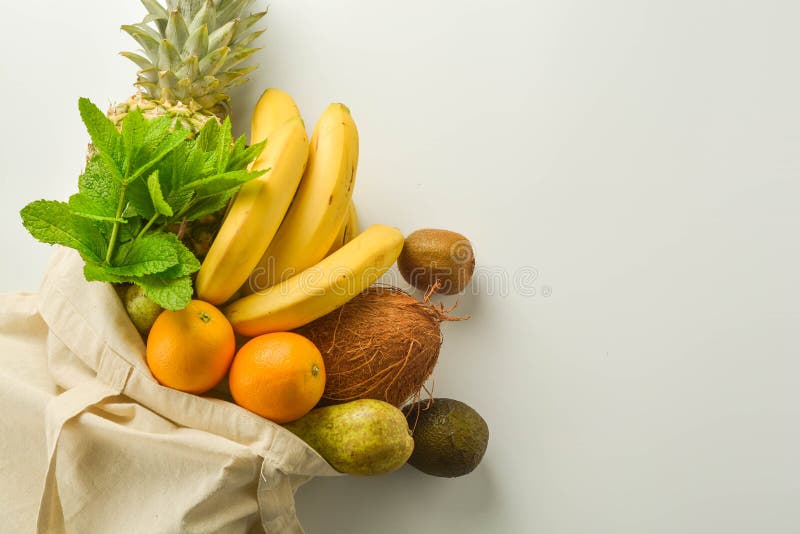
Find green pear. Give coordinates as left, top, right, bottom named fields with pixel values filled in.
left=123, top=284, right=163, bottom=337
left=283, top=399, right=414, bottom=476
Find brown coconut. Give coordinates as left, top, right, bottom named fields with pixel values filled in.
left=295, top=286, right=446, bottom=407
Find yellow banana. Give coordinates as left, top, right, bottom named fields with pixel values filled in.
left=325, top=200, right=360, bottom=256
left=195, top=116, right=309, bottom=304
left=250, top=88, right=302, bottom=143
left=344, top=200, right=360, bottom=241
left=327, top=220, right=348, bottom=256
left=247, top=103, right=358, bottom=294
left=225, top=224, right=404, bottom=336
left=196, top=89, right=304, bottom=304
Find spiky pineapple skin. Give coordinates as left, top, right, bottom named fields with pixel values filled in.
left=110, top=0, right=267, bottom=258
left=120, top=0, right=266, bottom=122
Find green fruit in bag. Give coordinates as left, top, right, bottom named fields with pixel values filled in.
left=283, top=399, right=414, bottom=476
left=122, top=285, right=163, bottom=337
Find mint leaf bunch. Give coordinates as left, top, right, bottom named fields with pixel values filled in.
left=20, top=98, right=266, bottom=310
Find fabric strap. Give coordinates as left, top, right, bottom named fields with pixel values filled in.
left=37, top=362, right=126, bottom=533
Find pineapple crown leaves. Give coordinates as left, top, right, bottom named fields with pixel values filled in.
left=122, top=0, right=267, bottom=116
left=20, top=98, right=267, bottom=310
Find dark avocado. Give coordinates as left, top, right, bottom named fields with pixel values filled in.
left=403, top=398, right=489, bottom=477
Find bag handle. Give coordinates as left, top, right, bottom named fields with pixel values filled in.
left=36, top=349, right=132, bottom=534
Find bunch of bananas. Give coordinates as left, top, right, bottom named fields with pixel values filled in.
left=195, top=89, right=404, bottom=337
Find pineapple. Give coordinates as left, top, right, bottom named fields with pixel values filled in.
left=112, top=0, right=266, bottom=134
left=109, top=0, right=267, bottom=257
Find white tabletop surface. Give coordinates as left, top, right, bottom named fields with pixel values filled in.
left=2, top=1, right=800, bottom=533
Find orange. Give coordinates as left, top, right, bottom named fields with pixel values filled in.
left=146, top=300, right=236, bottom=394
left=229, top=332, right=325, bottom=423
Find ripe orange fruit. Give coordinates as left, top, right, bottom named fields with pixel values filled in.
left=146, top=300, right=236, bottom=394
left=229, top=332, right=326, bottom=423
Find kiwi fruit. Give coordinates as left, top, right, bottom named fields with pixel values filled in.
left=398, top=229, right=475, bottom=295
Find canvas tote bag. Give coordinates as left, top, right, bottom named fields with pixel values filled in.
left=0, top=247, right=339, bottom=533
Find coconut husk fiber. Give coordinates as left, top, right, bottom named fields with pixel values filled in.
left=295, top=286, right=446, bottom=407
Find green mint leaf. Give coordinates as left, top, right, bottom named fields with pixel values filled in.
left=121, top=108, right=147, bottom=176
left=154, top=142, right=185, bottom=192
left=69, top=195, right=127, bottom=223
left=158, top=123, right=267, bottom=225
left=215, top=118, right=233, bottom=173
left=165, top=189, right=195, bottom=218
left=228, top=138, right=266, bottom=171
left=140, top=115, right=172, bottom=155
left=147, top=170, right=174, bottom=216
left=181, top=169, right=266, bottom=199
left=84, top=262, right=129, bottom=284
left=181, top=143, right=209, bottom=186
left=138, top=275, right=193, bottom=310
left=199, top=151, right=218, bottom=176
left=23, top=100, right=254, bottom=312
left=230, top=134, right=248, bottom=159
left=104, top=232, right=197, bottom=281
left=21, top=200, right=106, bottom=263
left=97, top=151, right=126, bottom=184
left=179, top=194, right=232, bottom=222
left=158, top=237, right=201, bottom=278
left=78, top=98, right=122, bottom=165
left=196, top=118, right=220, bottom=152
left=84, top=263, right=193, bottom=311
left=77, top=157, right=122, bottom=214
left=106, top=233, right=180, bottom=276
left=127, top=127, right=188, bottom=184
left=126, top=177, right=156, bottom=219
left=70, top=158, right=126, bottom=223
left=117, top=215, right=143, bottom=244
left=121, top=203, right=138, bottom=219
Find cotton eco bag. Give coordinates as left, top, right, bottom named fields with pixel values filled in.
left=7, top=247, right=339, bottom=533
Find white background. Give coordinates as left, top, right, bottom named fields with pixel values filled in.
left=2, top=1, right=800, bottom=532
